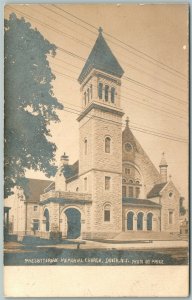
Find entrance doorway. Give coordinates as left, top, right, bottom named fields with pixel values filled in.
left=65, top=208, right=81, bottom=239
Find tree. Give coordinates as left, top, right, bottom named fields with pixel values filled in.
left=179, top=197, right=186, bottom=216
left=4, top=13, right=63, bottom=198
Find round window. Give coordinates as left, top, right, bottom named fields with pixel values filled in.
left=125, top=143, right=133, bottom=152
left=169, top=191, right=173, bottom=198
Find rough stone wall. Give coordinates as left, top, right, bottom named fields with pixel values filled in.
left=49, top=202, right=60, bottom=231
left=66, top=178, right=80, bottom=192
left=91, top=171, right=122, bottom=233
left=92, top=109, right=122, bottom=172
left=160, top=181, right=180, bottom=232
left=78, top=104, right=123, bottom=235
left=79, top=117, right=94, bottom=175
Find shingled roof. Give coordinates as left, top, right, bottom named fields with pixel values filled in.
left=25, top=178, right=53, bottom=203
left=78, top=28, right=124, bottom=84
left=147, top=182, right=167, bottom=199
left=63, top=160, right=79, bottom=180
left=123, top=197, right=161, bottom=208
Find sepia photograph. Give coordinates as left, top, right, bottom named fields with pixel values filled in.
left=4, top=3, right=189, bottom=297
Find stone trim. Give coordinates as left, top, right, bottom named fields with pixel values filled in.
left=77, top=102, right=124, bottom=122
left=40, top=197, right=92, bottom=206
left=123, top=202, right=161, bottom=209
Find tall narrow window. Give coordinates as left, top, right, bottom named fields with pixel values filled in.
left=87, top=88, right=90, bottom=102
left=34, top=205, right=38, bottom=211
left=98, top=82, right=103, bottom=99
left=122, top=186, right=126, bottom=197
left=84, top=139, right=87, bottom=155
left=169, top=211, right=174, bottom=224
left=32, top=219, right=39, bottom=231
left=128, top=186, right=134, bottom=197
left=105, top=176, right=111, bottom=190
left=125, top=168, right=131, bottom=175
left=104, top=204, right=111, bottom=222
left=84, top=177, right=87, bottom=191
left=111, top=87, right=115, bottom=103
left=90, top=84, right=93, bottom=99
left=135, top=187, right=140, bottom=198
left=84, top=92, right=87, bottom=106
left=105, top=137, right=111, bottom=153
left=105, top=85, right=109, bottom=101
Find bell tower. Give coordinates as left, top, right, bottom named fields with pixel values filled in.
left=77, top=28, right=124, bottom=239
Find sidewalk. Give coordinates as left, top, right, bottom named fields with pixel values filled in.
left=36, top=239, right=188, bottom=250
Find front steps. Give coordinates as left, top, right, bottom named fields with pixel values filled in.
left=113, top=231, right=181, bottom=241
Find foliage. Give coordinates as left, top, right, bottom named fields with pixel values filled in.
left=4, top=13, right=63, bottom=198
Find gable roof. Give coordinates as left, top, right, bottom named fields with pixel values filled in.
left=78, top=29, right=124, bottom=84
left=147, top=182, right=167, bottom=199
left=25, top=178, right=53, bottom=203
left=123, top=197, right=161, bottom=208
left=122, top=121, right=139, bottom=152
left=63, top=160, right=79, bottom=180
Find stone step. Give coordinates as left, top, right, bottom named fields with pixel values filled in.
left=114, top=231, right=181, bottom=241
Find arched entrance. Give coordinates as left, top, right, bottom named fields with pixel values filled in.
left=137, top=212, right=144, bottom=230
left=127, top=211, right=134, bottom=230
left=147, top=213, right=153, bottom=231
left=44, top=209, right=50, bottom=232
left=65, top=208, right=81, bottom=239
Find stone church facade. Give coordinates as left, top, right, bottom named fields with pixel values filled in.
left=10, top=28, right=180, bottom=240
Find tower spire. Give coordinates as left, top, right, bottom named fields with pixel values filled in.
left=98, top=26, right=103, bottom=35
left=125, top=116, right=129, bottom=127
left=159, top=152, right=168, bottom=183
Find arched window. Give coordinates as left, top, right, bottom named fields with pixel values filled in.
left=137, top=212, right=144, bottom=230
left=105, top=137, right=111, bottom=153
left=98, top=82, right=103, bottom=99
left=127, top=211, right=134, bottom=230
left=105, top=176, right=111, bottom=190
left=84, top=139, right=87, bottom=155
left=84, top=177, right=87, bottom=191
left=105, top=85, right=109, bottom=101
left=84, top=92, right=87, bottom=106
left=104, top=204, right=111, bottom=222
left=87, top=88, right=90, bottom=102
left=111, top=87, right=115, bottom=103
left=90, top=84, right=93, bottom=99
left=147, top=213, right=153, bottom=231
left=129, top=179, right=134, bottom=184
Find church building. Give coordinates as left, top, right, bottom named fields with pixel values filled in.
left=10, top=28, right=181, bottom=240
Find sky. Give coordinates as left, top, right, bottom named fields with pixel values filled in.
left=4, top=4, right=189, bottom=205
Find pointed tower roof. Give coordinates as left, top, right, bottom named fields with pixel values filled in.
left=122, top=116, right=138, bottom=151
left=159, top=152, right=168, bottom=167
left=78, top=27, right=124, bottom=84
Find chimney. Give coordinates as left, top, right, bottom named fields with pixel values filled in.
left=159, top=152, right=168, bottom=183
left=60, top=152, right=69, bottom=167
